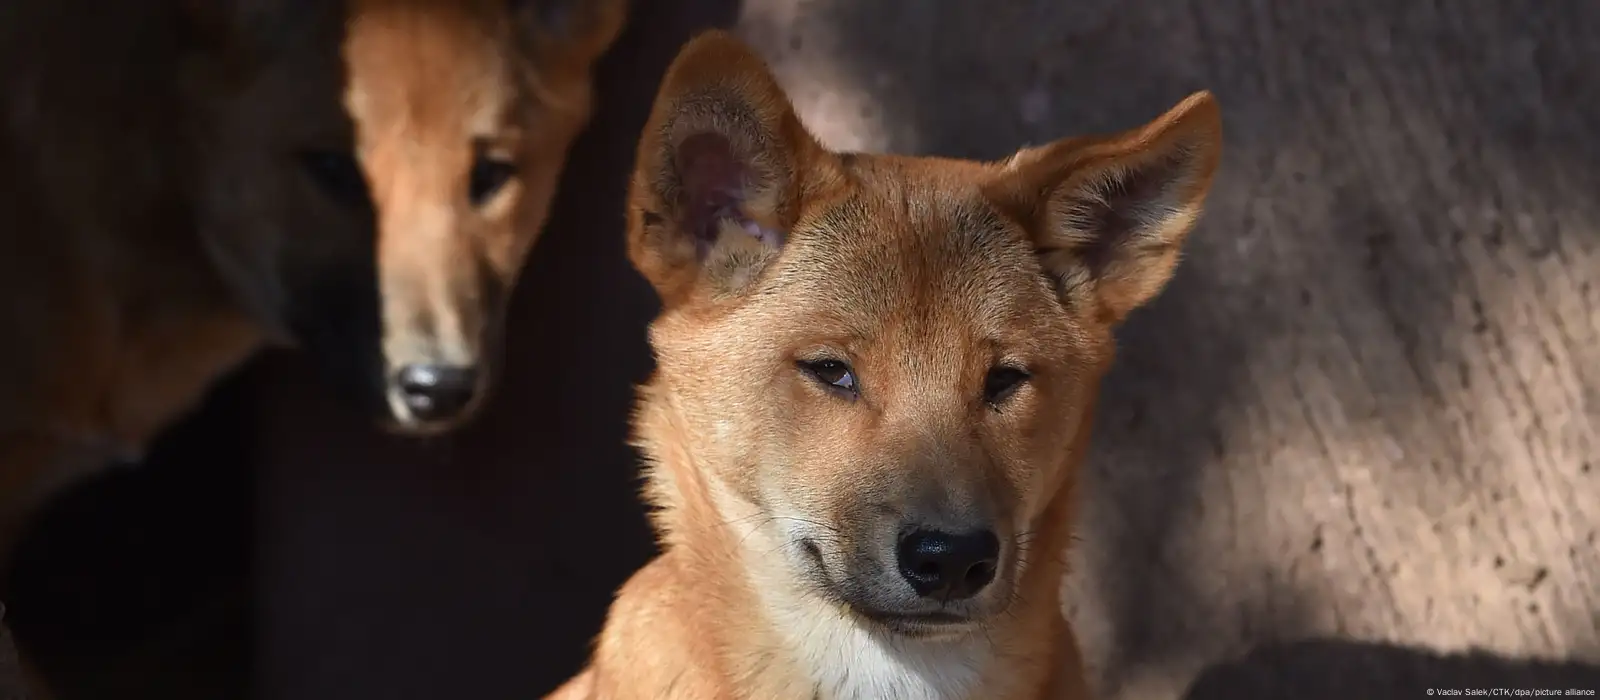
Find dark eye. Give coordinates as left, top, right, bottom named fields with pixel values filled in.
left=983, top=366, right=1030, bottom=406
left=468, top=155, right=518, bottom=206
left=297, top=149, right=369, bottom=207
left=799, top=359, right=858, bottom=398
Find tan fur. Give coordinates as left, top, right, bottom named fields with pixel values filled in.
left=0, top=0, right=624, bottom=693
left=550, top=32, right=1222, bottom=700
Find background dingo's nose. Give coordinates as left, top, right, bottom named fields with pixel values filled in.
left=895, top=528, right=1000, bottom=600
left=394, top=363, right=479, bottom=422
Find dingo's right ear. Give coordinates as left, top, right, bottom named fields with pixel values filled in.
left=512, top=0, right=629, bottom=65
left=987, top=91, right=1222, bottom=326
left=626, top=31, right=829, bottom=307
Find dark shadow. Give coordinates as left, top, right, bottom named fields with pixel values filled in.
left=1184, top=640, right=1600, bottom=700
left=0, top=6, right=360, bottom=696
left=2, top=369, right=256, bottom=700
left=0, top=5, right=363, bottom=696
left=250, top=2, right=741, bottom=699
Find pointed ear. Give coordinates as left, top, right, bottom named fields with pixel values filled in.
left=987, top=91, right=1222, bottom=325
left=626, top=30, right=831, bottom=306
left=510, top=0, right=629, bottom=66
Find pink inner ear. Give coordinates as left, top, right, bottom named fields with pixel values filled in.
left=674, top=133, right=778, bottom=256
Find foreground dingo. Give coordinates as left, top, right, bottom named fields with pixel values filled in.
left=549, top=31, right=1222, bottom=700
left=0, top=0, right=625, bottom=693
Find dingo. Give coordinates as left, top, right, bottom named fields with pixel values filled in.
left=0, top=0, right=623, bottom=691
left=549, top=31, right=1221, bottom=700
left=0, top=0, right=625, bottom=546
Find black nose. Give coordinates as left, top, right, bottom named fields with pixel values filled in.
left=895, top=528, right=1001, bottom=600
left=393, top=363, right=479, bottom=423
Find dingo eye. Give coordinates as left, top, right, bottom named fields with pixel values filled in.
left=297, top=150, right=369, bottom=206
left=798, top=359, right=857, bottom=398
left=984, top=366, right=1030, bottom=406
left=469, top=156, right=518, bottom=206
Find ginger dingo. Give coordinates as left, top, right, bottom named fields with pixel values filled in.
left=0, top=0, right=624, bottom=691
left=549, top=31, right=1222, bottom=700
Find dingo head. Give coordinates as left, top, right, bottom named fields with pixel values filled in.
left=630, top=32, right=1220, bottom=638
left=181, top=0, right=625, bottom=433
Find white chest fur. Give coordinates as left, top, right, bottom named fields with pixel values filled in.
left=775, top=603, right=989, bottom=700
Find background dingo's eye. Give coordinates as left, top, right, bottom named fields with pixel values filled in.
left=298, top=150, right=369, bottom=207
left=798, top=359, right=858, bottom=398
left=469, top=156, right=519, bottom=206
left=983, top=366, right=1030, bottom=407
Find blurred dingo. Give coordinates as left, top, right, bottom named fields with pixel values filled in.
left=0, top=0, right=625, bottom=692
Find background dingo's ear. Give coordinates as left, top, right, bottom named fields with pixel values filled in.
left=988, top=91, right=1223, bottom=326
left=510, top=0, right=629, bottom=67
left=626, top=30, right=828, bottom=306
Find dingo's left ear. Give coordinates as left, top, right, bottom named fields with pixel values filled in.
left=626, top=30, right=831, bottom=307
left=988, top=91, right=1222, bottom=325
left=511, top=0, right=628, bottom=64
